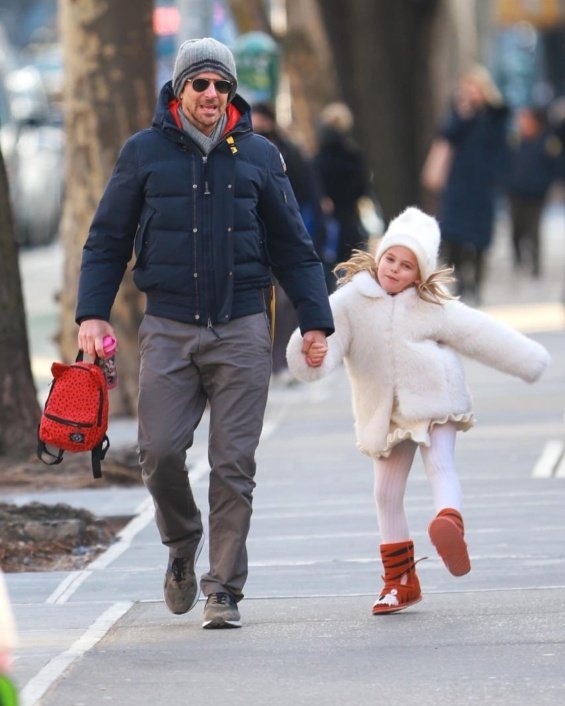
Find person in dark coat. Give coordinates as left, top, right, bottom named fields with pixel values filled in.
left=313, top=102, right=373, bottom=270
left=438, top=65, right=509, bottom=303
left=75, top=38, right=334, bottom=630
left=251, top=101, right=329, bottom=379
left=505, top=105, right=563, bottom=277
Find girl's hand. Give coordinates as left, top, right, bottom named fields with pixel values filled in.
left=306, top=343, right=327, bottom=367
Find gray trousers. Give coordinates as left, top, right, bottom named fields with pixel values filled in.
left=138, top=313, right=272, bottom=600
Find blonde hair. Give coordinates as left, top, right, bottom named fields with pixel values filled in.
left=461, top=64, right=504, bottom=108
left=333, top=249, right=458, bottom=305
left=320, top=102, right=354, bottom=133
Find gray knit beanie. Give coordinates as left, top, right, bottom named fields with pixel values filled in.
left=173, top=37, right=238, bottom=102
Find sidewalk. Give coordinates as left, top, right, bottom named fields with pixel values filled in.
left=7, top=363, right=565, bottom=706
left=7, top=198, right=565, bottom=705
left=479, top=200, right=565, bottom=330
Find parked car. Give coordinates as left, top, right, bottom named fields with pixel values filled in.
left=5, top=66, right=64, bottom=246
left=0, top=65, right=19, bottom=200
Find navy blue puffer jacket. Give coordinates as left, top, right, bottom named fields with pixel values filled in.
left=76, top=82, right=334, bottom=335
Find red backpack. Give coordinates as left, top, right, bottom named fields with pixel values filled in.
left=37, top=352, right=110, bottom=478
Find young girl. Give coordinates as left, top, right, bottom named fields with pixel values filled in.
left=287, top=206, right=550, bottom=615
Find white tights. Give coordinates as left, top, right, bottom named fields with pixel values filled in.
left=372, top=422, right=462, bottom=543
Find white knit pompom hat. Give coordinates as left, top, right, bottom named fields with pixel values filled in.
left=375, top=206, right=441, bottom=281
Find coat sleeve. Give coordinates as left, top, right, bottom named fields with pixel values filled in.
left=258, top=141, right=334, bottom=336
left=286, top=288, right=351, bottom=382
left=440, top=301, right=550, bottom=382
left=75, top=137, right=145, bottom=323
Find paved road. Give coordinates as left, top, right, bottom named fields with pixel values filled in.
left=5, top=205, right=565, bottom=705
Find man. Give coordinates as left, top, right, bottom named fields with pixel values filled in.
left=76, top=37, right=333, bottom=629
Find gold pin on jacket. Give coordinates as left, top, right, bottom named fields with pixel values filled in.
left=226, top=136, right=238, bottom=154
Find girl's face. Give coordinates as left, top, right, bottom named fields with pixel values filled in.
left=377, top=246, right=420, bottom=294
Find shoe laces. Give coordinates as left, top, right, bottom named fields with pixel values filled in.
left=171, top=558, right=186, bottom=582
left=209, top=592, right=232, bottom=606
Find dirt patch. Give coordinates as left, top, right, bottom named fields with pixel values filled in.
left=0, top=447, right=143, bottom=492
left=0, top=447, right=142, bottom=573
left=0, top=502, right=131, bottom=573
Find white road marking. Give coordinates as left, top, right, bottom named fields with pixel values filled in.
left=532, top=440, right=564, bottom=478
left=45, top=453, right=215, bottom=605
left=20, top=601, right=132, bottom=706
left=43, top=401, right=288, bottom=606
left=554, top=451, right=565, bottom=478
left=45, top=571, right=92, bottom=605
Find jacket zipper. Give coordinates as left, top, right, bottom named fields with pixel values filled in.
left=202, top=154, right=216, bottom=325
left=191, top=154, right=201, bottom=320
left=207, top=317, right=221, bottom=339
left=389, top=297, right=399, bottom=407
left=203, top=155, right=211, bottom=195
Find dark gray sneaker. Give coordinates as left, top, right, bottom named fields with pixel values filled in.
left=164, top=534, right=204, bottom=615
left=202, top=592, right=242, bottom=629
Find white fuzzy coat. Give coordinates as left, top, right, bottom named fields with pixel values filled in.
left=286, top=271, right=550, bottom=457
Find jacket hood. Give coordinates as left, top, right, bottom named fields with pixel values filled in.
left=152, top=80, right=253, bottom=139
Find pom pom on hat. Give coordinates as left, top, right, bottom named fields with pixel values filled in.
left=375, top=207, right=441, bottom=281
left=173, top=37, right=238, bottom=101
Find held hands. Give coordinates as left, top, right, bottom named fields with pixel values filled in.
left=78, top=319, right=116, bottom=360
left=301, top=330, right=328, bottom=368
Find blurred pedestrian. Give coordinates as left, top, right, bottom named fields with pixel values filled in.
left=313, top=102, right=373, bottom=271
left=505, top=105, right=562, bottom=277
left=436, top=65, right=509, bottom=304
left=76, top=37, right=333, bottom=630
left=287, top=206, right=550, bottom=615
left=251, top=101, right=329, bottom=381
left=0, top=569, right=17, bottom=693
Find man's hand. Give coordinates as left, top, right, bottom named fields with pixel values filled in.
left=78, top=319, right=116, bottom=360
left=301, top=330, right=328, bottom=368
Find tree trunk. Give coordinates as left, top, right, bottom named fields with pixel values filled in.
left=228, top=0, right=270, bottom=34
left=59, top=0, right=155, bottom=416
left=317, top=0, right=451, bottom=221
left=282, top=0, right=337, bottom=154
left=0, top=151, right=41, bottom=459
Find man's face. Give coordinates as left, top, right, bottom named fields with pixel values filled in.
left=179, top=72, right=231, bottom=136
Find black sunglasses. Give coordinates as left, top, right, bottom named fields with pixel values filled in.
left=188, top=78, right=232, bottom=95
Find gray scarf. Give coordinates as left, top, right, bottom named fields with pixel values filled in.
left=178, top=108, right=228, bottom=155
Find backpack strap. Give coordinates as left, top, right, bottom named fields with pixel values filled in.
left=37, top=432, right=65, bottom=466
left=76, top=350, right=102, bottom=364
left=91, top=434, right=110, bottom=479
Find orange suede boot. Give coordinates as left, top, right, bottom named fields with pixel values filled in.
left=372, top=540, right=422, bottom=615
left=428, top=508, right=471, bottom=576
